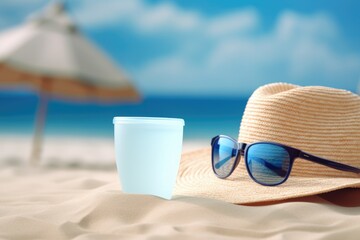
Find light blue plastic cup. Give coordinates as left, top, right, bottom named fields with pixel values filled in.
left=113, top=117, right=185, bottom=199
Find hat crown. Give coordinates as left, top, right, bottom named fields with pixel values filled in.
left=252, top=82, right=358, bottom=103
left=238, top=83, right=360, bottom=177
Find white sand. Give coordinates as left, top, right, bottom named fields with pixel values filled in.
left=1, top=167, right=360, bottom=239
left=1, top=135, right=360, bottom=239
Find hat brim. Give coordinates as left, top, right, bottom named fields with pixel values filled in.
left=174, top=148, right=360, bottom=204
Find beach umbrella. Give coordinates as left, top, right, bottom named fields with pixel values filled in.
left=0, top=2, right=140, bottom=164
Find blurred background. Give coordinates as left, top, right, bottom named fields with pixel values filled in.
left=0, top=0, right=359, bottom=166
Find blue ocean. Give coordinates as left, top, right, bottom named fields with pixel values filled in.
left=0, top=92, right=248, bottom=141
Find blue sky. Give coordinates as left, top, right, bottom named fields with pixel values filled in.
left=0, top=0, right=359, bottom=97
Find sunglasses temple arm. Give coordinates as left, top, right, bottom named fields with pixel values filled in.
left=299, top=151, right=360, bottom=174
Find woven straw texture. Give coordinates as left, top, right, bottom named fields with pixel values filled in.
left=174, top=83, right=360, bottom=204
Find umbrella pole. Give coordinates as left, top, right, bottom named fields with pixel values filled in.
left=29, top=91, right=49, bottom=165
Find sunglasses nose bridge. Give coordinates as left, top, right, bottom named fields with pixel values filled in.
left=239, top=143, right=247, bottom=154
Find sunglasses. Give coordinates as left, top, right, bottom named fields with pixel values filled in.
left=211, top=135, right=360, bottom=186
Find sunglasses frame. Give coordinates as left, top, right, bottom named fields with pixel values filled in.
left=211, top=135, right=360, bottom=186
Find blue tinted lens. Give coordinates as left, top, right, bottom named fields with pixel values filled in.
left=246, top=143, right=291, bottom=185
left=212, top=137, right=238, bottom=178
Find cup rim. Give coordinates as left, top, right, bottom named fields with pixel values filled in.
left=113, top=117, right=185, bottom=126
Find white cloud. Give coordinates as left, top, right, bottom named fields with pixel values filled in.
left=72, top=0, right=143, bottom=28
left=132, top=7, right=360, bottom=96
left=74, top=0, right=260, bottom=37
left=275, top=11, right=338, bottom=41
left=135, top=3, right=201, bottom=32
left=207, top=9, right=259, bottom=37
left=74, top=0, right=202, bottom=33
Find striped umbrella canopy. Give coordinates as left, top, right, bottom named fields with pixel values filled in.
left=0, top=2, right=140, bottom=164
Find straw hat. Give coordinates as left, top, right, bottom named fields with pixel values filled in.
left=174, top=83, right=360, bottom=204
